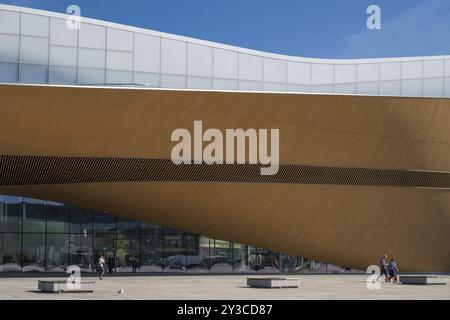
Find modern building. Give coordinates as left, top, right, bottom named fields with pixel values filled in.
left=0, top=4, right=449, bottom=274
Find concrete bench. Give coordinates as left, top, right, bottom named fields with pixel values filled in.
left=247, top=277, right=300, bottom=288
left=38, top=280, right=95, bottom=293
left=399, top=276, right=448, bottom=285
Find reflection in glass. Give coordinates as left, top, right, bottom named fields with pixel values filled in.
left=0, top=233, right=22, bottom=272
left=280, top=255, right=303, bottom=273
left=210, top=239, right=233, bottom=274
left=23, top=199, right=45, bottom=233
left=139, top=222, right=162, bottom=234
left=46, top=202, right=69, bottom=233
left=258, top=249, right=281, bottom=274
left=248, top=247, right=261, bottom=272
left=309, top=260, right=328, bottom=273
left=94, top=233, right=115, bottom=274
left=46, top=234, right=69, bottom=272
left=70, top=234, right=93, bottom=272
left=186, top=234, right=209, bottom=274
left=301, top=258, right=316, bottom=273
left=0, top=199, right=22, bottom=232
left=70, top=208, right=92, bottom=234
left=163, top=231, right=186, bottom=273
left=93, top=213, right=116, bottom=233
left=282, top=257, right=327, bottom=273
left=140, top=233, right=162, bottom=272
left=233, top=244, right=257, bottom=273
left=0, top=196, right=333, bottom=274
left=117, top=217, right=139, bottom=233
left=116, top=234, right=139, bottom=272
left=22, top=234, right=45, bottom=272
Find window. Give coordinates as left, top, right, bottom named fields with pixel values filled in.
left=70, top=208, right=92, bottom=234
left=0, top=233, right=22, bottom=272
left=163, top=230, right=186, bottom=273
left=46, top=234, right=69, bottom=272
left=258, top=249, right=281, bottom=274
left=140, top=222, right=162, bottom=234
left=23, top=199, right=45, bottom=233
left=233, top=244, right=257, bottom=274
left=70, top=234, right=93, bottom=272
left=140, top=233, right=163, bottom=273
left=186, top=234, right=209, bottom=274
left=0, top=198, right=22, bottom=232
left=116, top=234, right=139, bottom=273
left=46, top=203, right=70, bottom=233
left=117, top=217, right=139, bottom=233
left=210, top=239, right=233, bottom=274
left=22, top=234, right=45, bottom=272
left=93, top=213, right=116, bottom=233
left=93, top=233, right=115, bottom=273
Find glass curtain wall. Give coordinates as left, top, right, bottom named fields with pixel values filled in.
left=0, top=195, right=355, bottom=274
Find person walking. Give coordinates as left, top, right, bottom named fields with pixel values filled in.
left=377, top=254, right=389, bottom=282
left=388, top=259, right=399, bottom=283
left=131, top=257, right=138, bottom=273
left=98, top=255, right=105, bottom=280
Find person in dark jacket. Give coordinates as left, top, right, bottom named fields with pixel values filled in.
left=131, top=257, right=138, bottom=273
left=388, top=259, right=399, bottom=283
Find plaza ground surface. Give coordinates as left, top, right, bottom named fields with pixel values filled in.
left=0, top=274, right=448, bottom=300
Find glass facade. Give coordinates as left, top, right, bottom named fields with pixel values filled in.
left=0, top=195, right=361, bottom=274
left=0, top=5, right=449, bottom=97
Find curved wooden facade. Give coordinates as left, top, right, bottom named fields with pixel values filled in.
left=0, top=83, right=449, bottom=272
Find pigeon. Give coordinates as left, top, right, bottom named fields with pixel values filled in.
left=117, top=288, right=124, bottom=294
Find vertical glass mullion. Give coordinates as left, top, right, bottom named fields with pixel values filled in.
left=138, top=219, right=141, bottom=273
left=114, top=215, right=117, bottom=272
left=68, top=206, right=71, bottom=267
left=91, top=210, right=94, bottom=273
left=160, top=229, right=163, bottom=274
left=20, top=200, right=24, bottom=272
left=44, top=201, right=47, bottom=272
left=184, top=232, right=187, bottom=274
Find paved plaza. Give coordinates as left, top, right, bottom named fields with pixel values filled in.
left=0, top=274, right=448, bottom=300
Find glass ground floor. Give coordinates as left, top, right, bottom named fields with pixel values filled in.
left=0, top=195, right=359, bottom=274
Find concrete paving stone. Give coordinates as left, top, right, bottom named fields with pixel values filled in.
left=0, top=275, right=448, bottom=300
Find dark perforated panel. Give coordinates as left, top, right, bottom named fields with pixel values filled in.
left=0, top=155, right=449, bottom=188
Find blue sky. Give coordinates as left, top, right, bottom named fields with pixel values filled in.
left=1, top=0, right=449, bottom=59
